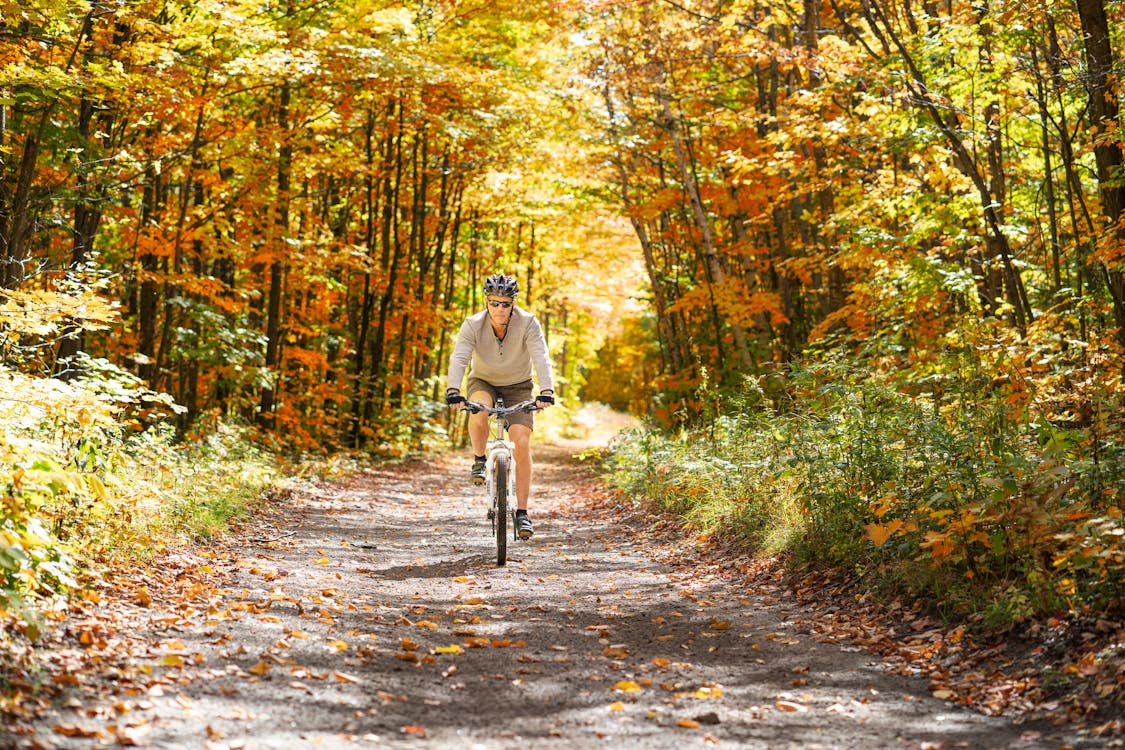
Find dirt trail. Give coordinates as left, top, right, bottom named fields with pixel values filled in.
left=16, top=441, right=1090, bottom=749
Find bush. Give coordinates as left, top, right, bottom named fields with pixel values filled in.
left=603, top=361, right=1125, bottom=626
left=0, top=360, right=279, bottom=637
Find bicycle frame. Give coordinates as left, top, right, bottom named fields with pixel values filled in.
left=462, top=398, right=539, bottom=565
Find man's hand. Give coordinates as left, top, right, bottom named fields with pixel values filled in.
left=535, top=391, right=555, bottom=408
left=446, top=389, right=465, bottom=409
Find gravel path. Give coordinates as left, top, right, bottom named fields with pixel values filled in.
left=16, top=442, right=1089, bottom=749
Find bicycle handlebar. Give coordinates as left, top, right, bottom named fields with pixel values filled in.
left=461, top=398, right=542, bottom=416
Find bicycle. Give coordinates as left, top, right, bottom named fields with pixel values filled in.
left=461, top=398, right=541, bottom=566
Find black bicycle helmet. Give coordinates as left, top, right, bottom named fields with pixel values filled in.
left=483, top=273, right=519, bottom=298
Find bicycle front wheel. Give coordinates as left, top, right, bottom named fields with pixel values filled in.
left=493, top=453, right=509, bottom=566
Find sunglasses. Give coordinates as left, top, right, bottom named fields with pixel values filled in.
left=488, top=300, right=512, bottom=308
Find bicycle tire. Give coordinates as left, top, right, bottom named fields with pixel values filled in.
left=493, top=453, right=509, bottom=566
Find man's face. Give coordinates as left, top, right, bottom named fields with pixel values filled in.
left=487, top=296, right=514, bottom=326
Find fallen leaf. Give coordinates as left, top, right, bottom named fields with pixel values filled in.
left=114, top=724, right=151, bottom=746
left=248, top=661, right=271, bottom=676
left=614, top=680, right=643, bottom=693
left=775, top=700, right=808, bottom=712
left=692, top=686, right=723, bottom=699
left=435, top=645, right=464, bottom=655
left=677, top=719, right=701, bottom=729
left=54, top=724, right=104, bottom=738
left=333, top=671, right=359, bottom=683
left=609, top=701, right=625, bottom=712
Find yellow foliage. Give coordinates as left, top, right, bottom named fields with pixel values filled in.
left=0, top=287, right=118, bottom=339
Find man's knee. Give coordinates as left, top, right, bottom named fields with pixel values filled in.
left=510, top=426, right=532, bottom=450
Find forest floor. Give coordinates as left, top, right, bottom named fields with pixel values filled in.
left=2, top=426, right=1120, bottom=749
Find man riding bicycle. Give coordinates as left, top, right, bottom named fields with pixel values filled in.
left=445, top=273, right=555, bottom=539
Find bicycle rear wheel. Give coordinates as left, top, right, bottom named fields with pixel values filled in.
left=493, top=453, right=509, bottom=566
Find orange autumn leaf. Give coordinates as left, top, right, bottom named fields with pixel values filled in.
left=864, top=519, right=904, bottom=547
left=54, top=724, right=105, bottom=738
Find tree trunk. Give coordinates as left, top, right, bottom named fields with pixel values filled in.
left=659, top=85, right=755, bottom=372
left=259, top=80, right=291, bottom=427
left=861, top=0, right=1032, bottom=331
left=367, top=98, right=406, bottom=421
left=56, top=96, right=106, bottom=377
left=1074, top=0, right=1125, bottom=348
left=137, top=155, right=161, bottom=384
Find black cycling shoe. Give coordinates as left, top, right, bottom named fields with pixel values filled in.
left=471, top=457, right=486, bottom=485
left=515, top=511, right=533, bottom=540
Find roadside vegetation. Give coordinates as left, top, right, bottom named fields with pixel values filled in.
left=0, top=359, right=279, bottom=643
left=604, top=355, right=1124, bottom=630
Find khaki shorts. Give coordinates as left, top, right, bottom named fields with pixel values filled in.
left=466, top=377, right=535, bottom=430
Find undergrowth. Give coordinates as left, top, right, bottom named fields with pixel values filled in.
left=0, top=359, right=279, bottom=639
left=602, top=362, right=1125, bottom=630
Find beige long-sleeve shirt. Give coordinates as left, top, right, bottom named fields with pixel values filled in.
left=446, top=306, right=554, bottom=393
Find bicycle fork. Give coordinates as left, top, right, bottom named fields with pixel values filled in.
left=484, top=441, right=518, bottom=533
left=485, top=440, right=512, bottom=521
